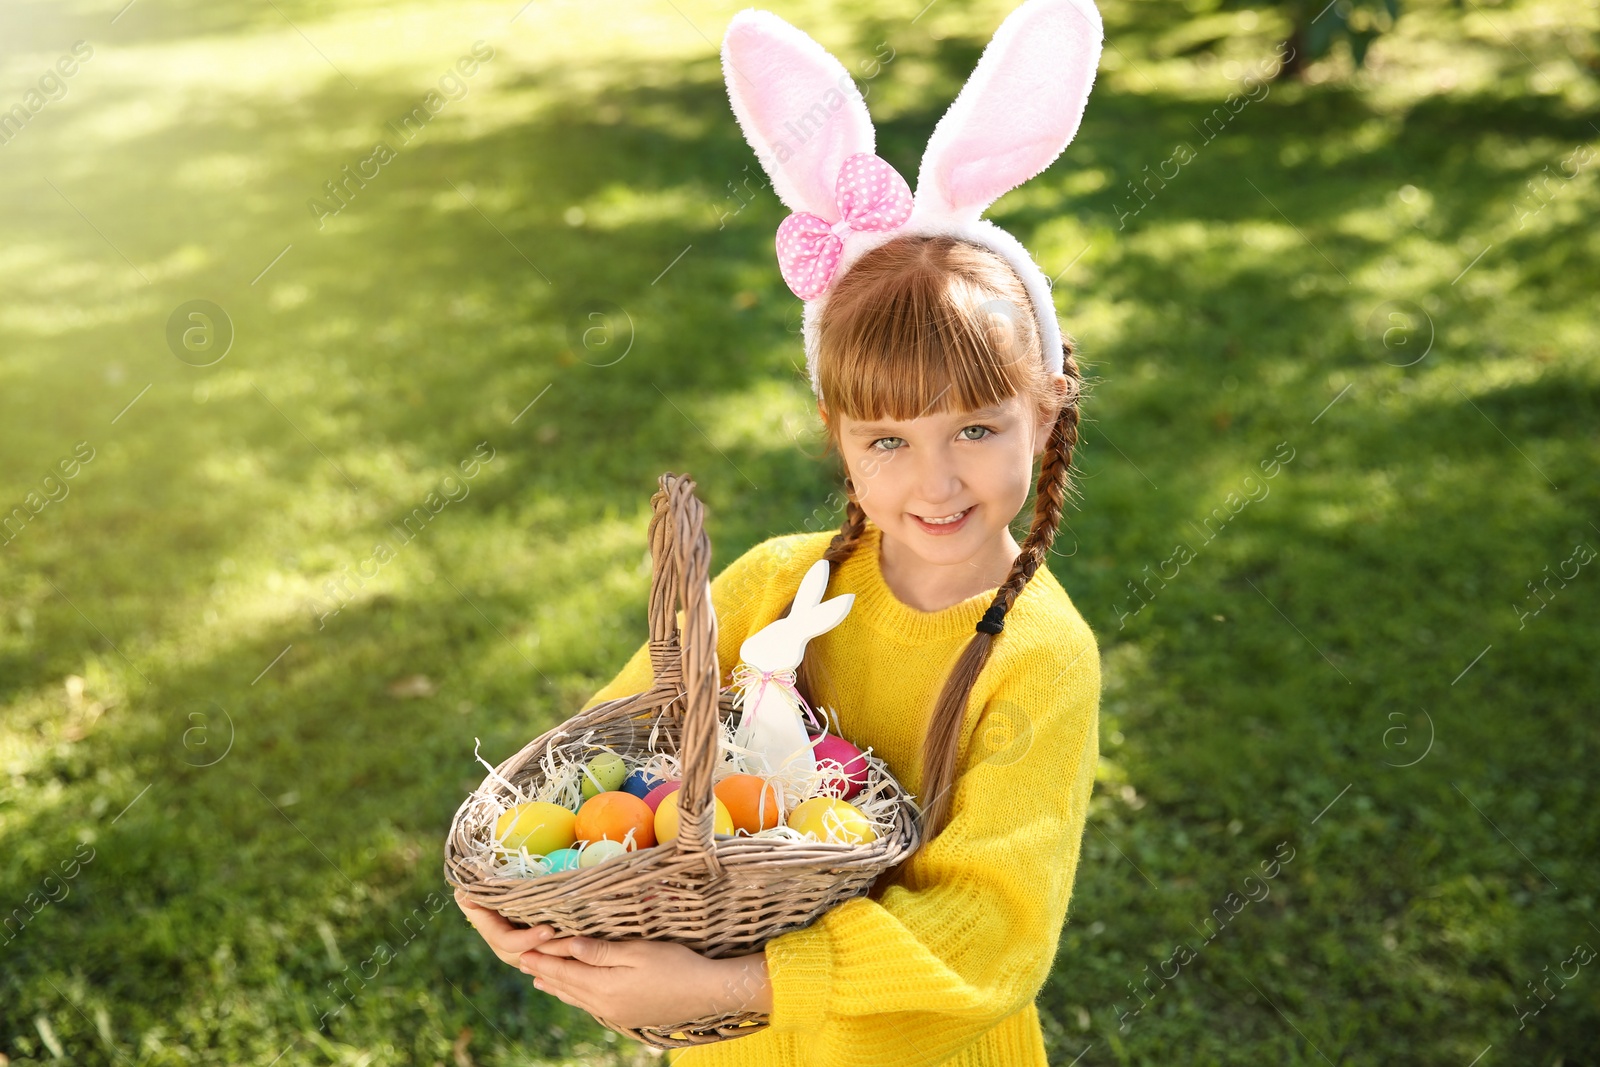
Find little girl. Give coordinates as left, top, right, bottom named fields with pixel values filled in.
left=458, top=1, right=1106, bottom=1062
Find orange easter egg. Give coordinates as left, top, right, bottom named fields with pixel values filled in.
left=653, top=790, right=734, bottom=844
left=713, top=774, right=783, bottom=835
left=574, top=791, right=656, bottom=850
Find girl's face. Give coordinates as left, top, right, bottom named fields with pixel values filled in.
left=822, top=387, right=1058, bottom=573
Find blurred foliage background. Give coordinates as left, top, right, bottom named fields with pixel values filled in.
left=1, top=0, right=1597, bottom=1063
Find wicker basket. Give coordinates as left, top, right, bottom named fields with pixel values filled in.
left=444, top=471, right=921, bottom=1049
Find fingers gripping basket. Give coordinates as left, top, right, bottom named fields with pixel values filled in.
left=444, top=472, right=921, bottom=1049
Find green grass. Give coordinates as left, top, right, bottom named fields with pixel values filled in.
left=1, top=0, right=1596, bottom=1063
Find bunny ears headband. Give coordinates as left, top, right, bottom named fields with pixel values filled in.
left=721, top=0, right=1105, bottom=398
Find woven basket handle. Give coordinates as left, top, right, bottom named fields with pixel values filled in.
left=645, top=473, right=724, bottom=877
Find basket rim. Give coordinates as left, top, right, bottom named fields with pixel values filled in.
left=445, top=685, right=922, bottom=881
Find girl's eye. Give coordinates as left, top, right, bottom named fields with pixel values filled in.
left=959, top=425, right=995, bottom=441
left=870, top=437, right=905, bottom=452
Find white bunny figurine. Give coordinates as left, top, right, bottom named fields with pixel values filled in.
left=732, top=558, right=854, bottom=786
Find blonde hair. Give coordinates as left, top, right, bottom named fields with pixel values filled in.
left=779, top=234, right=1084, bottom=860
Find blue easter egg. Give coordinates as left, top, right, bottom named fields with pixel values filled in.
left=621, top=768, right=663, bottom=800
left=542, top=847, right=582, bottom=873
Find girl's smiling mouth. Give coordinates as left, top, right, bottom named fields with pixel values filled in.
left=911, top=505, right=974, bottom=535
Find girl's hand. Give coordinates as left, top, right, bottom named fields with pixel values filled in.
left=454, top=888, right=771, bottom=1030
left=455, top=889, right=548, bottom=970
left=524, top=931, right=768, bottom=1030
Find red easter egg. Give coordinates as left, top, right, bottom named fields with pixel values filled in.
left=642, top=779, right=682, bottom=812
left=812, top=736, right=868, bottom=801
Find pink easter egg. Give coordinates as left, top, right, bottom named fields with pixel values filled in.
left=811, top=735, right=868, bottom=801
left=642, top=780, right=682, bottom=812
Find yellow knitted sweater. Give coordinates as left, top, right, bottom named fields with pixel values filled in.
left=579, top=520, right=1101, bottom=1066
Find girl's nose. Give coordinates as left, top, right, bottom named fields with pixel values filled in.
left=913, top=453, right=963, bottom=508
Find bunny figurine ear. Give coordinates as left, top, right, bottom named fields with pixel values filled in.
left=791, top=556, right=831, bottom=614
left=916, top=0, right=1104, bottom=222
left=722, top=10, right=878, bottom=218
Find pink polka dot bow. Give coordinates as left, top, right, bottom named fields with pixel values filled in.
left=775, top=152, right=914, bottom=300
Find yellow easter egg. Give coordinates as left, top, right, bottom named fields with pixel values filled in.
left=495, top=801, right=576, bottom=856
left=653, top=790, right=734, bottom=843
left=787, top=796, right=876, bottom=845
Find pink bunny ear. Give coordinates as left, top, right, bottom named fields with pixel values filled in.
left=916, top=0, right=1104, bottom=221
left=722, top=9, right=878, bottom=217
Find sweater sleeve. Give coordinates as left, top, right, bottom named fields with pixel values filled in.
left=759, top=630, right=1102, bottom=1066
left=579, top=536, right=797, bottom=711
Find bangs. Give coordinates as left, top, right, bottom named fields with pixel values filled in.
left=815, top=236, right=1043, bottom=423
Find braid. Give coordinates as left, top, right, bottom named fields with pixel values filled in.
left=987, top=347, right=1082, bottom=615
left=909, top=341, right=1083, bottom=851
left=823, top=480, right=869, bottom=565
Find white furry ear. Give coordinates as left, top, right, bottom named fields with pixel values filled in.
left=722, top=9, right=879, bottom=217
left=916, top=0, right=1104, bottom=221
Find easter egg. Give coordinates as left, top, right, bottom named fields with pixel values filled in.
left=542, top=847, right=582, bottom=872
left=787, top=796, right=876, bottom=845
left=654, top=790, right=734, bottom=843
left=580, top=752, right=629, bottom=800
left=811, top=736, right=869, bottom=801
left=495, top=801, right=577, bottom=856
left=579, top=839, right=630, bottom=867
left=622, top=767, right=665, bottom=800
left=713, top=774, right=783, bottom=835
left=575, top=791, right=657, bottom=849
left=642, top=780, right=682, bottom=812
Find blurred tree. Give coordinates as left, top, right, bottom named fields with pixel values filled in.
left=1270, top=0, right=1402, bottom=78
